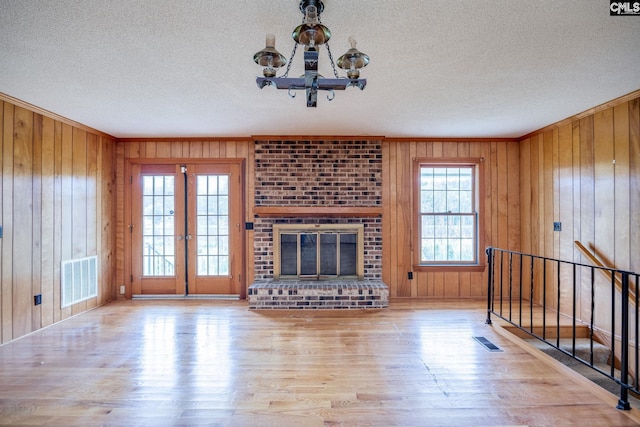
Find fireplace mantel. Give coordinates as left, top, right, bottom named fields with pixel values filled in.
left=253, top=206, right=383, bottom=218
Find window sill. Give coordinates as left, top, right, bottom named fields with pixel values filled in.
left=413, top=264, right=486, bottom=273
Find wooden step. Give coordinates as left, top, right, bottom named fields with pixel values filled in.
left=504, top=324, right=591, bottom=340
left=526, top=338, right=610, bottom=365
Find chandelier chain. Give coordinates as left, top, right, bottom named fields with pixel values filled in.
left=325, top=42, right=340, bottom=79
left=317, top=14, right=340, bottom=79
left=282, top=42, right=299, bottom=78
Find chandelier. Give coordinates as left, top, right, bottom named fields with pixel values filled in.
left=253, top=0, right=370, bottom=107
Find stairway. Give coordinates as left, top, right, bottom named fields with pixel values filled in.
left=526, top=338, right=640, bottom=407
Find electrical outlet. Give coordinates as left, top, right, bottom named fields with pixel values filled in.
left=408, top=272, right=414, bottom=280
left=553, top=222, right=562, bottom=232
left=120, top=285, right=126, bottom=295
left=34, top=294, right=42, bottom=305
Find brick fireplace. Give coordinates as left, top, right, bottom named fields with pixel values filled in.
left=248, top=139, right=388, bottom=309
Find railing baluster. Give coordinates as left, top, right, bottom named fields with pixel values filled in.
left=617, top=272, right=630, bottom=410
left=519, top=253, right=523, bottom=327
left=509, top=252, right=513, bottom=322
left=635, top=274, right=639, bottom=393
left=611, top=271, right=616, bottom=379
left=486, top=247, right=493, bottom=325
left=572, top=263, right=576, bottom=358
left=499, top=251, right=504, bottom=317
left=530, top=255, right=534, bottom=335
left=590, top=267, right=596, bottom=367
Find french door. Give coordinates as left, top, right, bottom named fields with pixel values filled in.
left=129, top=162, right=243, bottom=296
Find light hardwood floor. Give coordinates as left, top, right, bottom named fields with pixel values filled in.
left=0, top=299, right=639, bottom=426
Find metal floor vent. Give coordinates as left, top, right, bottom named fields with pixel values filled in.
left=473, top=336, right=503, bottom=352
left=62, top=256, right=98, bottom=308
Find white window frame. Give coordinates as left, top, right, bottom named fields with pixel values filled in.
left=415, top=158, right=485, bottom=270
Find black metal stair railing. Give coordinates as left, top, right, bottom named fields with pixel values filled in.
left=485, top=247, right=640, bottom=410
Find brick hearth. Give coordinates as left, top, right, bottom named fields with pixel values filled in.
left=248, top=280, right=389, bottom=309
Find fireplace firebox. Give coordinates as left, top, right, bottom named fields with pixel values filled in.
left=273, top=224, right=364, bottom=280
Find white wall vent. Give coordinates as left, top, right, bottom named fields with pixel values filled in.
left=62, top=256, right=98, bottom=308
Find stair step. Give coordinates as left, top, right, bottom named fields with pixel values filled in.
left=526, top=338, right=610, bottom=365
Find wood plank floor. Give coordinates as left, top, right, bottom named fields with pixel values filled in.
left=0, top=299, right=639, bottom=426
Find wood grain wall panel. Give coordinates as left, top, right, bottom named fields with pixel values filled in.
left=0, top=101, right=4, bottom=339
left=0, top=97, right=116, bottom=344
left=552, top=129, right=560, bottom=259
left=496, top=142, right=508, bottom=252
left=86, top=134, right=98, bottom=258
left=60, top=124, right=74, bottom=319
left=613, top=102, right=630, bottom=272
left=507, top=141, right=521, bottom=252
left=72, top=128, right=88, bottom=263
left=12, top=106, right=34, bottom=338
left=381, top=141, right=391, bottom=288
left=40, top=115, right=55, bottom=327
left=630, top=99, right=640, bottom=273
left=52, top=121, right=63, bottom=323
left=593, top=109, right=615, bottom=269
left=520, top=138, right=531, bottom=256
left=0, top=100, right=2, bottom=344
left=396, top=142, right=412, bottom=297
left=414, top=142, right=428, bottom=297
left=245, top=142, right=255, bottom=286
left=472, top=142, right=492, bottom=296
left=386, top=142, right=398, bottom=295
left=2, top=102, right=14, bottom=342
left=544, top=130, right=557, bottom=308
left=32, top=114, right=43, bottom=331
left=557, top=124, right=575, bottom=312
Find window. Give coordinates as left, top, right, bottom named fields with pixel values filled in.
left=416, top=159, right=483, bottom=268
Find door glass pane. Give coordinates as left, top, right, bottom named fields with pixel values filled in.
left=319, top=234, right=337, bottom=276
left=339, top=234, right=357, bottom=276
left=196, top=175, right=230, bottom=276
left=300, top=233, right=317, bottom=276
left=280, top=234, right=298, bottom=275
left=142, top=175, right=176, bottom=276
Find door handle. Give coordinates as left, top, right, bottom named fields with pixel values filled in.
left=177, top=235, right=184, bottom=241
left=186, top=234, right=193, bottom=240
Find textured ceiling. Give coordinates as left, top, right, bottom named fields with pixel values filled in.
left=0, top=0, right=639, bottom=139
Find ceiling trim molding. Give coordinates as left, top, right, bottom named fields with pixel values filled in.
left=0, top=92, right=116, bottom=140
left=384, top=137, right=518, bottom=143
left=519, top=88, right=640, bottom=141
left=251, top=135, right=386, bottom=141
left=117, top=137, right=252, bottom=143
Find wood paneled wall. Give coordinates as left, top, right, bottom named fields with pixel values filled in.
left=116, top=139, right=254, bottom=297
left=382, top=139, right=521, bottom=298
left=5, top=90, right=632, bottom=327
left=0, top=97, right=117, bottom=344
left=520, top=95, right=640, bottom=326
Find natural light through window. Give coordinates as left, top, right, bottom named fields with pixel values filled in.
left=418, top=162, right=479, bottom=265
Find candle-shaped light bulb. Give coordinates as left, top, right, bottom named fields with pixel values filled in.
left=304, top=5, right=319, bottom=25
left=266, top=34, right=276, bottom=48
